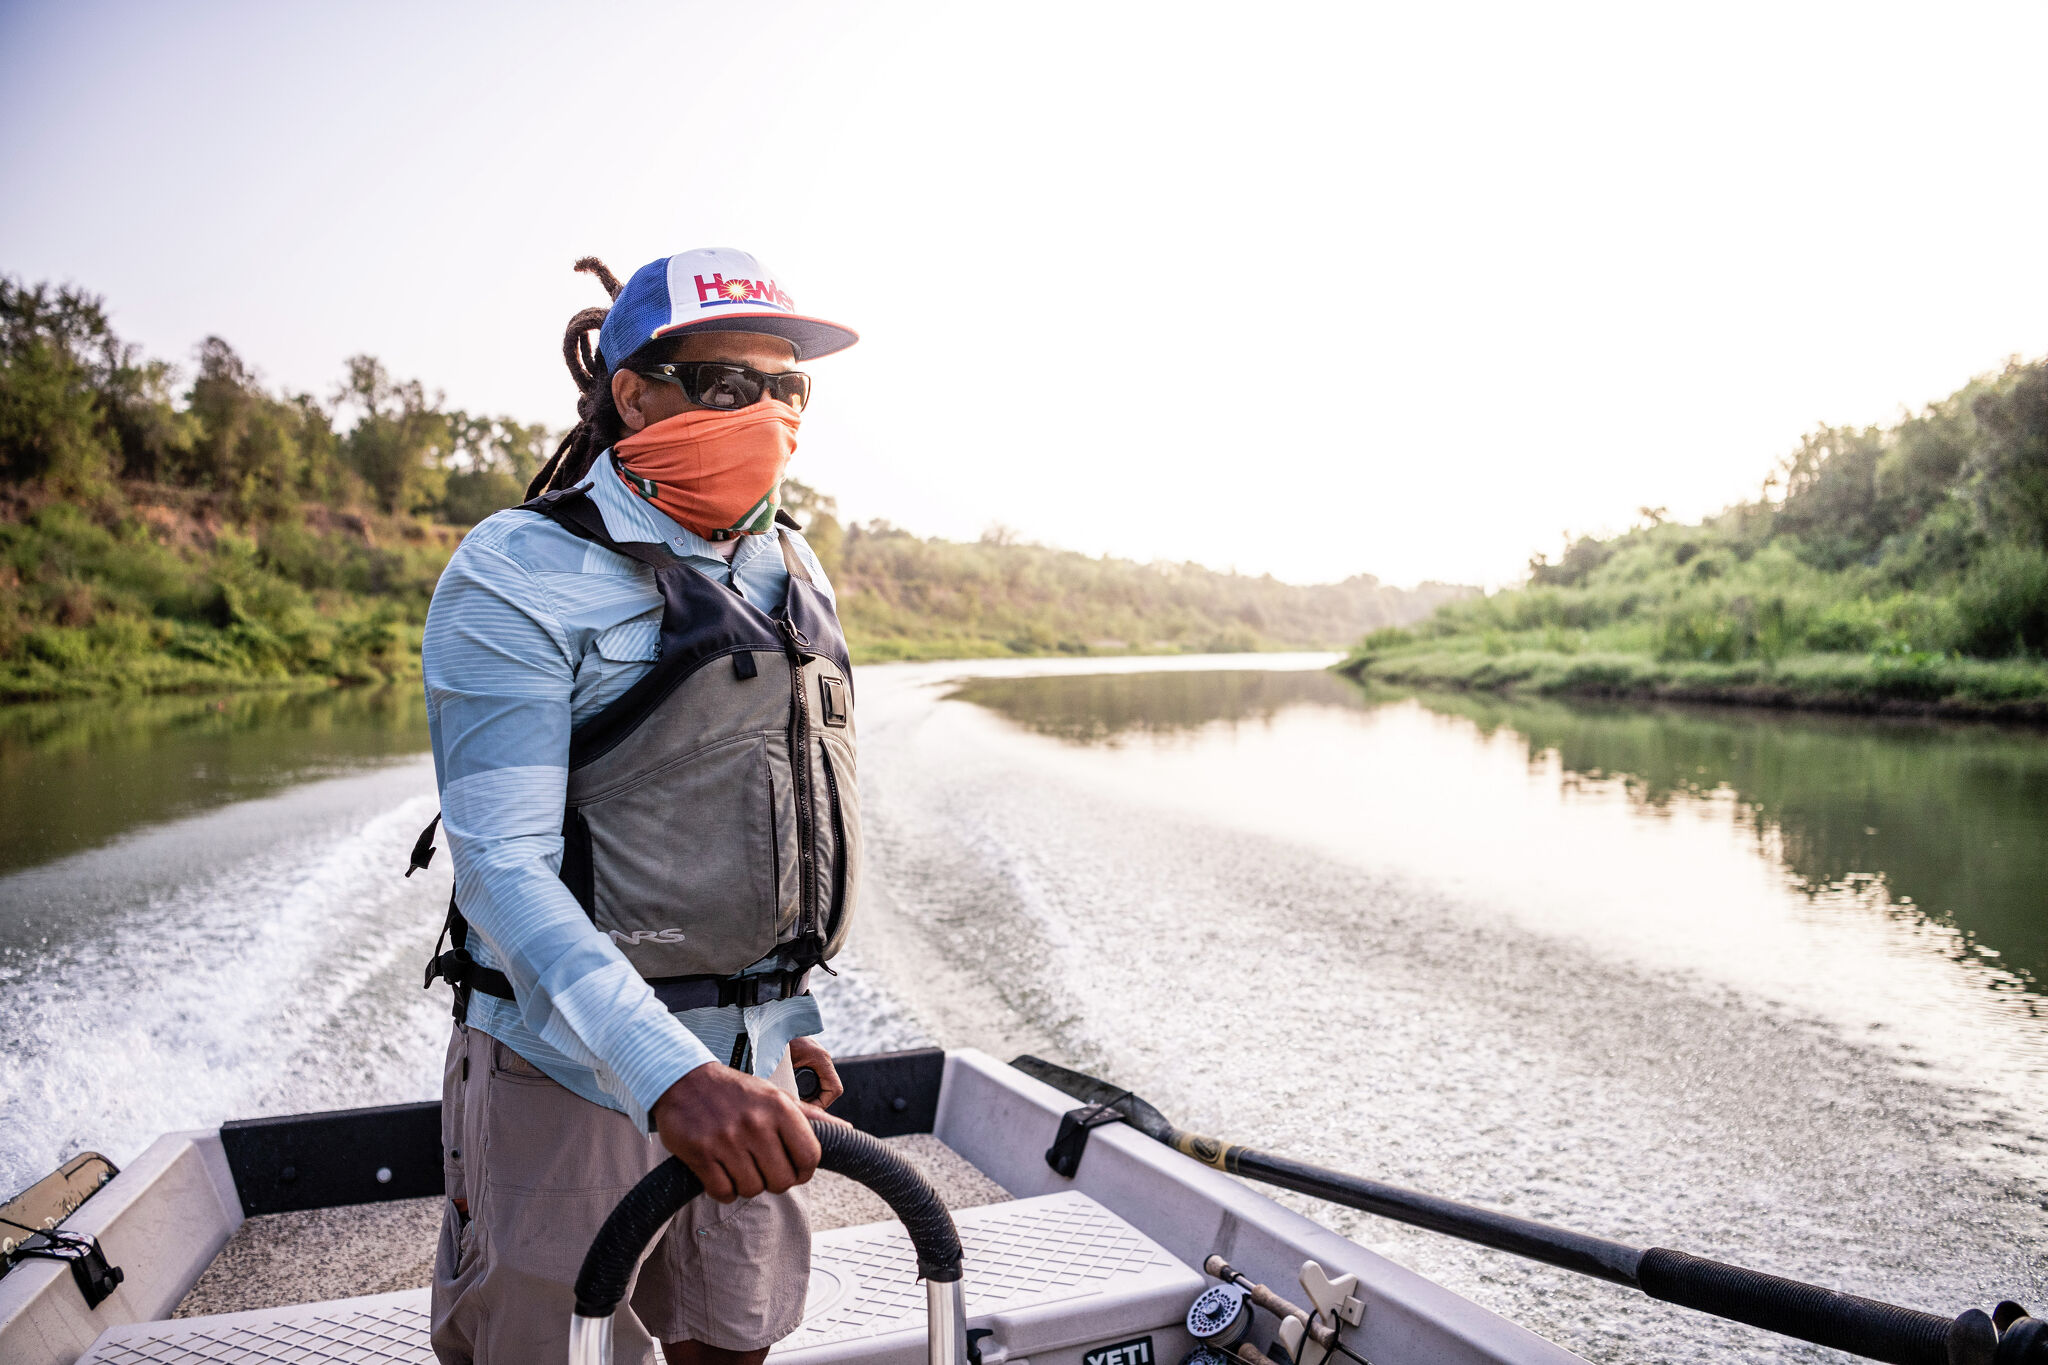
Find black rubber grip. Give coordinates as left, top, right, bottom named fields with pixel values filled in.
left=573, top=1119, right=963, bottom=1318
left=819, top=1122, right=965, bottom=1282
left=1637, top=1247, right=1951, bottom=1365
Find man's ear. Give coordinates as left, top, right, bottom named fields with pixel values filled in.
left=612, top=368, right=649, bottom=432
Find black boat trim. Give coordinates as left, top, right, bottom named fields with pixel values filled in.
left=218, top=1047, right=945, bottom=1216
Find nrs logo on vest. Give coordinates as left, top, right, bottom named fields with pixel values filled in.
left=608, top=927, right=687, bottom=947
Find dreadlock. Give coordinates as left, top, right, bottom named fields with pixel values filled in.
left=524, top=257, right=631, bottom=500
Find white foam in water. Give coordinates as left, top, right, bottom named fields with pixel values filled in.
left=0, top=754, right=918, bottom=1197
left=1, top=763, right=447, bottom=1192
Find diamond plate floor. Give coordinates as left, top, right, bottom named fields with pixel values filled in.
left=79, top=1193, right=1193, bottom=1365
left=81, top=1289, right=431, bottom=1364
left=786, top=1191, right=1190, bottom=1352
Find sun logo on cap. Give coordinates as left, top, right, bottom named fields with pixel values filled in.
left=722, top=279, right=754, bottom=302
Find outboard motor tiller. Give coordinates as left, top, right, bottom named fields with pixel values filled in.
left=570, top=1120, right=968, bottom=1365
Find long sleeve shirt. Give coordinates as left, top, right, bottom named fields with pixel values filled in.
left=421, top=452, right=834, bottom=1128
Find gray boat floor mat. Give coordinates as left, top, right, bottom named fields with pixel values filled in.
left=84, top=1192, right=1197, bottom=1365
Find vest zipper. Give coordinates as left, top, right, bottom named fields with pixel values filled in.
left=819, top=738, right=847, bottom=947
left=779, top=618, right=819, bottom=949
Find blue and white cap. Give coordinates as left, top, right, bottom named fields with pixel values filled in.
left=598, top=247, right=859, bottom=370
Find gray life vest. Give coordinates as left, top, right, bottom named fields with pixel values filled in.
left=418, top=482, right=857, bottom=1017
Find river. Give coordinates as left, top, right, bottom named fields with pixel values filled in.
left=2, top=658, right=2043, bottom=1363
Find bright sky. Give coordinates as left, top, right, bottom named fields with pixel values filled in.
left=3, top=2, right=2044, bottom=588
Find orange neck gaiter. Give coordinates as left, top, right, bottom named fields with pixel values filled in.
left=611, top=403, right=800, bottom=541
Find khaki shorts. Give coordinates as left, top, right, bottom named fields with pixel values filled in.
left=430, top=1024, right=811, bottom=1365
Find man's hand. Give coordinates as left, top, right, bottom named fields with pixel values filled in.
left=652, top=1064, right=822, bottom=1202
left=788, top=1036, right=844, bottom=1109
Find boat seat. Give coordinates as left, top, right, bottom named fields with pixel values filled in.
left=75, top=1192, right=1203, bottom=1365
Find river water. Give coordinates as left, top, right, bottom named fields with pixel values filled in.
left=3, top=658, right=2044, bottom=1363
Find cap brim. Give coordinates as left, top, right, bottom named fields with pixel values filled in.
left=652, top=311, right=859, bottom=361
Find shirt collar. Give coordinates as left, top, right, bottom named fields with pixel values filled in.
left=587, top=450, right=777, bottom=567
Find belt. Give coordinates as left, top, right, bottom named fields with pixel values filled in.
left=428, top=951, right=806, bottom=1015
left=650, top=970, right=810, bottom=1012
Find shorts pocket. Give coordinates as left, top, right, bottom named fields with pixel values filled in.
left=489, top=1039, right=553, bottom=1085
left=481, top=1055, right=652, bottom=1199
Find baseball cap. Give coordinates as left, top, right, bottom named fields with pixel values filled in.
left=598, top=247, right=858, bottom=370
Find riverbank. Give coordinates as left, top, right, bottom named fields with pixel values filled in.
left=2, top=480, right=1461, bottom=703
left=1335, top=356, right=2048, bottom=724
left=0, top=486, right=449, bottom=703
left=1337, top=639, right=2048, bottom=722
left=2, top=274, right=1472, bottom=701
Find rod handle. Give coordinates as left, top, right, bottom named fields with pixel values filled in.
left=1205, top=1256, right=1331, bottom=1346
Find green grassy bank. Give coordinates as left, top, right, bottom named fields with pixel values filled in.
left=1, top=484, right=453, bottom=702
left=1341, top=356, right=2048, bottom=722
left=2, top=273, right=1464, bottom=701
left=1341, top=640, right=2048, bottom=721
left=2, top=475, right=1461, bottom=702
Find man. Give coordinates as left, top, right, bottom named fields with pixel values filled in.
left=420, top=247, right=863, bottom=1365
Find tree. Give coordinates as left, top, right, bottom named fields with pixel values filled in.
left=1528, top=534, right=1613, bottom=587
left=1771, top=423, right=1889, bottom=568
left=1967, top=360, right=2048, bottom=550
left=781, top=477, right=844, bottom=578
left=439, top=410, right=553, bottom=524
left=0, top=277, right=196, bottom=492
left=0, top=278, right=120, bottom=492
left=334, top=355, right=449, bottom=514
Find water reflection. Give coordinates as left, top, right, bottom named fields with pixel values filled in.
left=1432, top=692, right=2048, bottom=991
left=955, top=669, right=2048, bottom=990
left=946, top=667, right=1367, bottom=744
left=0, top=688, right=431, bottom=876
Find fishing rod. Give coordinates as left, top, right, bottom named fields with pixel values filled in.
left=1012, top=1056, right=2046, bottom=1365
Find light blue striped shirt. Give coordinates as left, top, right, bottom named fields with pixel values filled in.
left=422, top=452, right=833, bottom=1129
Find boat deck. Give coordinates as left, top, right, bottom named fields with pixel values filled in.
left=82, top=1182, right=1203, bottom=1365
left=173, top=1135, right=1011, bottom=1319
left=3, top=1049, right=1592, bottom=1365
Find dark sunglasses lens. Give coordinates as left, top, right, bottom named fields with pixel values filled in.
left=772, top=373, right=811, bottom=412
left=691, top=364, right=762, bottom=410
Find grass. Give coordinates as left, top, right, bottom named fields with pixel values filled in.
left=0, top=482, right=1457, bottom=702
left=1342, top=638, right=2048, bottom=721
left=0, top=487, right=452, bottom=702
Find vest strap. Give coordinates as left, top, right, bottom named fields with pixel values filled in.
left=424, top=944, right=514, bottom=1017
left=776, top=528, right=815, bottom=585
left=530, top=482, right=810, bottom=585
left=526, top=483, right=684, bottom=572
left=650, top=969, right=811, bottom=1012
left=426, top=915, right=809, bottom=1016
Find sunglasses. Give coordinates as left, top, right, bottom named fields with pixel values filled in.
left=634, top=361, right=811, bottom=414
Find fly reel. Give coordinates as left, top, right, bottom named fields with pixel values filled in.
left=1187, top=1283, right=1252, bottom=1348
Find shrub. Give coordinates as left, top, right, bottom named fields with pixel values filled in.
left=1951, top=544, right=2048, bottom=657
left=1658, top=610, right=1741, bottom=663
left=1803, top=601, right=1886, bottom=653
left=24, top=625, right=91, bottom=668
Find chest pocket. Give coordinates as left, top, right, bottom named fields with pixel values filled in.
left=579, top=619, right=659, bottom=710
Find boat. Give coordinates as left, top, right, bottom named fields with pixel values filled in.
left=1, top=1048, right=2039, bottom=1365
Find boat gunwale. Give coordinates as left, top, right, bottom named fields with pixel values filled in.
left=0, top=1047, right=1587, bottom=1365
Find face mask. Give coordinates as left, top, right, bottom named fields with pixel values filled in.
left=610, top=402, right=801, bottom=541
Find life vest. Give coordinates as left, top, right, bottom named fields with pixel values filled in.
left=417, top=482, right=858, bottom=1018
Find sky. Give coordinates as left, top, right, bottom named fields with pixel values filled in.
left=3, top=2, right=2044, bottom=589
